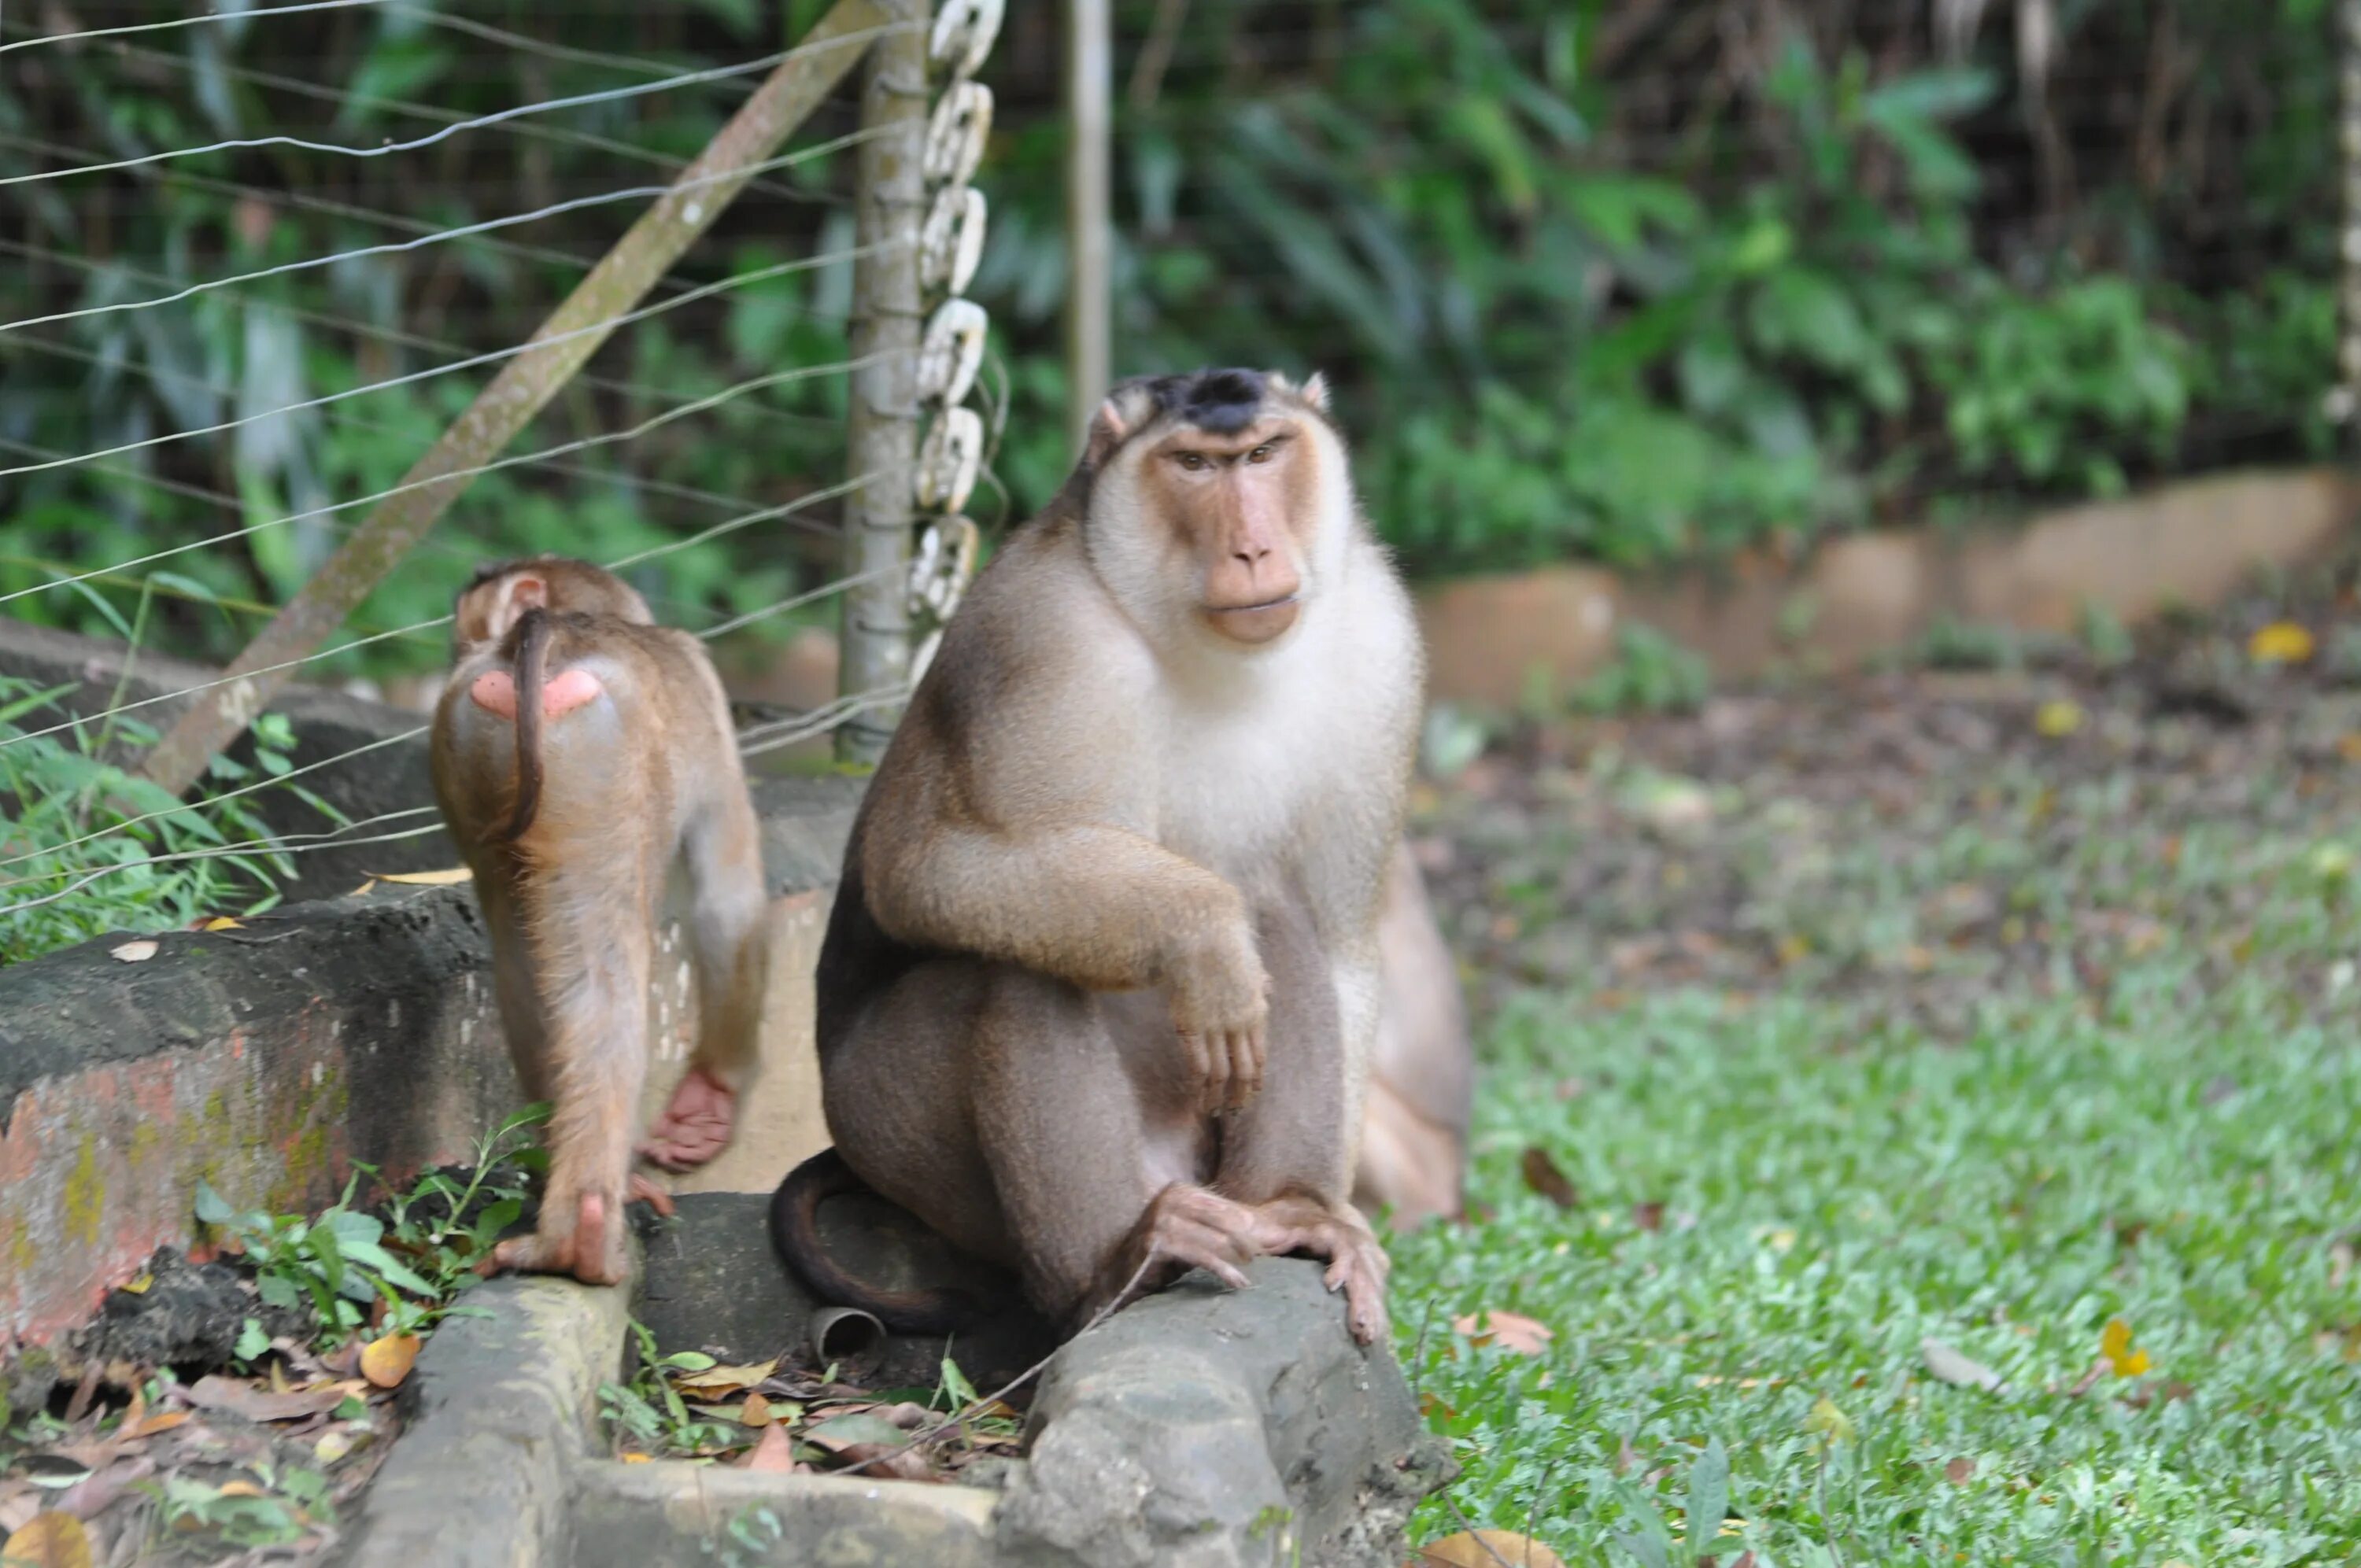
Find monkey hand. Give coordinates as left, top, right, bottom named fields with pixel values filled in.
left=1166, top=921, right=1269, bottom=1114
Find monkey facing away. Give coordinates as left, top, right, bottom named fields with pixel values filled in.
left=430, top=556, right=770, bottom=1285
left=771, top=367, right=1422, bottom=1344
left=1354, top=841, right=1473, bottom=1227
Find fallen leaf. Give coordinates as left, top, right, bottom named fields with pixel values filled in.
left=1451, top=1310, right=1554, bottom=1356
left=1416, top=1529, right=1568, bottom=1568
left=802, top=1411, right=908, bottom=1453
left=831, top=1441, right=936, bottom=1481
left=619, top=1452, right=652, bottom=1464
left=360, top=1334, right=419, bottom=1390
left=1944, top=1457, right=1975, bottom=1485
left=108, top=940, right=157, bottom=963
left=347, top=880, right=377, bottom=898
left=55, top=1456, right=153, bottom=1520
left=1631, top=1201, right=1666, bottom=1232
left=184, top=1374, right=364, bottom=1422
left=368, top=867, right=472, bottom=885
left=1518, top=1148, right=1579, bottom=1209
left=2034, top=699, right=2083, bottom=738
left=126, top=1411, right=191, bottom=1440
left=201, top=917, right=243, bottom=932
left=1919, top=1337, right=2006, bottom=1394
left=314, top=1428, right=359, bottom=1464
left=2249, top=622, right=2315, bottom=664
left=2099, top=1318, right=2150, bottom=1377
left=1419, top=1390, right=1458, bottom=1424
left=673, top=1357, right=778, bottom=1396
left=4, top=1512, right=95, bottom=1568
left=737, top=1422, right=796, bottom=1474
left=740, top=1393, right=774, bottom=1427
left=214, top=1481, right=265, bottom=1500
left=1803, top=1395, right=1854, bottom=1444
left=0, top=1487, right=37, bottom=1535
left=118, top=1275, right=153, bottom=1297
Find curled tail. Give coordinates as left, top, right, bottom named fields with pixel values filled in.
left=767, top=1149, right=986, bottom=1335
left=496, top=607, right=552, bottom=843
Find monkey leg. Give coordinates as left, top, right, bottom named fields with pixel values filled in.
left=490, top=868, right=654, bottom=1287
left=642, top=791, right=770, bottom=1171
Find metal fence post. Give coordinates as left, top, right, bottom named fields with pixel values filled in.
left=836, top=0, right=931, bottom=765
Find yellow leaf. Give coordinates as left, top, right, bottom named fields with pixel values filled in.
left=370, top=867, right=472, bottom=886
left=347, top=880, right=377, bottom=898
left=4, top=1512, right=94, bottom=1568
left=619, top=1452, right=652, bottom=1464
left=1804, top=1394, right=1855, bottom=1444
left=2249, top=622, right=2316, bottom=664
left=741, top=1392, right=773, bottom=1428
left=360, top=1333, right=420, bottom=1389
left=201, top=917, right=242, bottom=932
left=214, top=1482, right=264, bottom=1499
left=673, top=1357, right=778, bottom=1396
left=2034, top=700, right=2083, bottom=738
left=109, top=940, right=159, bottom=963
left=314, top=1428, right=358, bottom=1464
left=2100, top=1317, right=2149, bottom=1377
left=120, top=1274, right=153, bottom=1295
left=1417, top=1529, right=1568, bottom=1568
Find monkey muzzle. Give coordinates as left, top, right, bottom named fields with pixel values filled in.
left=1200, top=593, right=1302, bottom=645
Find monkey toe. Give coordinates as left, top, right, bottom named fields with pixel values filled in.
left=626, top=1172, right=678, bottom=1217
left=468, top=670, right=519, bottom=720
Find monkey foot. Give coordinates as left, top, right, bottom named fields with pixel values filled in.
left=467, top=666, right=604, bottom=721
left=485, top=1191, right=628, bottom=1287
left=627, top=1172, right=677, bottom=1217
left=1247, top=1194, right=1392, bottom=1345
left=1114, top=1184, right=1265, bottom=1305
left=638, top=1067, right=737, bottom=1171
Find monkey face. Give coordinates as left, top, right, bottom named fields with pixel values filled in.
left=1082, top=368, right=1349, bottom=652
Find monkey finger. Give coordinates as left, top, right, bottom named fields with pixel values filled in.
left=1175, top=1028, right=1216, bottom=1105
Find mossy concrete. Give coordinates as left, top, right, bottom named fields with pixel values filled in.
left=0, top=758, right=859, bottom=1349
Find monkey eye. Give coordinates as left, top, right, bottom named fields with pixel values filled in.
left=1247, top=444, right=1273, bottom=463
left=1176, top=452, right=1208, bottom=471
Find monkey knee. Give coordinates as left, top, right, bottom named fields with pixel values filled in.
left=469, top=669, right=519, bottom=719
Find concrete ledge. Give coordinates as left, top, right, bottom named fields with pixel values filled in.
left=1421, top=466, right=2361, bottom=707
left=0, top=767, right=860, bottom=1346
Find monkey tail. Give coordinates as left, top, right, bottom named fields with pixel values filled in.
left=495, top=607, right=551, bottom=843
left=767, top=1149, right=987, bottom=1335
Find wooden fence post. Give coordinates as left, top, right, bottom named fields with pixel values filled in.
left=835, top=0, right=930, bottom=765
left=137, top=0, right=894, bottom=797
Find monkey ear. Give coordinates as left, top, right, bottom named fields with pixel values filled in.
left=1299, top=371, right=1332, bottom=413
left=510, top=575, right=549, bottom=612
left=1083, top=398, right=1132, bottom=469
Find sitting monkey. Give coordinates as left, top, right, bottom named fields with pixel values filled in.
left=430, top=557, right=770, bottom=1285
left=771, top=367, right=1422, bottom=1343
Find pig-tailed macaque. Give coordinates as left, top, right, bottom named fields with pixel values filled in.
left=1355, top=843, right=1472, bottom=1227
left=430, top=556, right=770, bottom=1286
left=770, top=368, right=1422, bottom=1344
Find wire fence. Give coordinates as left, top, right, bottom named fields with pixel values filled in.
left=0, top=0, right=996, bottom=947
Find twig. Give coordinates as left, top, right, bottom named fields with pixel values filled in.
left=1409, top=1294, right=1439, bottom=1403
left=826, top=1253, right=1158, bottom=1481
left=1436, top=1488, right=1522, bottom=1568
left=1524, top=1455, right=1556, bottom=1567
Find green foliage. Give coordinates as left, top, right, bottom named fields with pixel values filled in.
left=1570, top=627, right=1713, bottom=718
left=599, top=1319, right=740, bottom=1455
left=194, top=1103, right=545, bottom=1346
left=0, top=671, right=343, bottom=965
left=146, top=1461, right=334, bottom=1549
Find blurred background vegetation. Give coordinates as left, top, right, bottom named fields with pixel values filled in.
left=0, top=0, right=2341, bottom=687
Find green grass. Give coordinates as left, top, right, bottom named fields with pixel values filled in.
left=1393, top=728, right=2361, bottom=1564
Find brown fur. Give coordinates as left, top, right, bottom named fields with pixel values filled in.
left=770, top=368, right=1422, bottom=1343
left=430, top=558, right=769, bottom=1286
left=1353, top=843, right=1473, bottom=1227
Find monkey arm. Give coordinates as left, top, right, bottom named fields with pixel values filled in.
left=865, top=821, right=1254, bottom=998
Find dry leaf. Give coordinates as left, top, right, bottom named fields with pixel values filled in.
left=214, top=1481, right=264, bottom=1500
left=314, top=1428, right=359, bottom=1464
left=740, top=1393, right=774, bottom=1428
left=55, top=1456, right=153, bottom=1520
left=201, top=917, right=242, bottom=932
left=2099, top=1318, right=2150, bottom=1377
left=369, top=867, right=472, bottom=886
left=2249, top=622, right=2315, bottom=664
left=832, top=1441, right=936, bottom=1482
left=1919, top=1337, right=2006, bottom=1393
left=347, top=880, right=377, bottom=898
left=0, top=1489, right=39, bottom=1536
left=2034, top=699, right=2083, bottom=737
left=185, top=1374, right=364, bottom=1422
left=126, top=1411, right=191, bottom=1439
left=5, top=1512, right=95, bottom=1568
left=1945, top=1456, right=1975, bottom=1485
left=108, top=940, right=158, bottom=963
left=1631, top=1201, right=1666, bottom=1232
left=1518, top=1148, right=1579, bottom=1209
left=360, top=1334, right=419, bottom=1390
left=619, top=1452, right=652, bottom=1464
left=803, top=1411, right=908, bottom=1453
left=1417, top=1529, right=1568, bottom=1568
left=118, top=1275, right=153, bottom=1297
left=1803, top=1395, right=1853, bottom=1444
left=1452, top=1310, right=1554, bottom=1356
left=674, top=1357, right=778, bottom=1396
left=737, top=1422, right=796, bottom=1474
